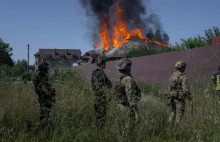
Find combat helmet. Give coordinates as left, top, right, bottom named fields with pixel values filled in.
left=116, top=58, right=132, bottom=70
left=175, top=61, right=186, bottom=69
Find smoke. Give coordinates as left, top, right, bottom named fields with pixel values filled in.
left=79, top=0, right=169, bottom=46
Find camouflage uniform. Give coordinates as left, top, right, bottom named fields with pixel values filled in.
left=167, top=61, right=191, bottom=124
left=212, top=66, right=220, bottom=97
left=115, top=59, right=141, bottom=142
left=33, top=62, right=56, bottom=129
left=91, top=55, right=112, bottom=127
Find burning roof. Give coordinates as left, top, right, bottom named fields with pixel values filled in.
left=80, top=0, right=170, bottom=52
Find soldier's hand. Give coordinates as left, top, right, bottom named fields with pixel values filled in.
left=135, top=112, right=140, bottom=123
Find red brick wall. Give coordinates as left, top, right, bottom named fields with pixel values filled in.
left=212, top=36, right=220, bottom=46
left=72, top=44, right=220, bottom=84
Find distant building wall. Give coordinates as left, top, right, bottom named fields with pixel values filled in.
left=45, top=59, right=73, bottom=74
left=72, top=44, right=220, bottom=84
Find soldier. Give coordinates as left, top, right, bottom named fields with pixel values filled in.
left=167, top=61, right=192, bottom=124
left=212, top=65, right=220, bottom=97
left=33, top=61, right=56, bottom=130
left=91, top=55, right=112, bottom=128
left=115, top=58, right=141, bottom=142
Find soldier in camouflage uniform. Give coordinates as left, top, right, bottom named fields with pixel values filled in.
left=115, top=58, right=141, bottom=142
left=91, top=55, right=112, bottom=127
left=167, top=61, right=192, bottom=124
left=33, top=61, right=56, bottom=129
left=212, top=65, right=220, bottom=97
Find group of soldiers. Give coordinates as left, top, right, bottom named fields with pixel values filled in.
left=33, top=54, right=220, bottom=141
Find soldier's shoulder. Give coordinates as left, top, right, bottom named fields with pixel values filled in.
left=170, top=71, right=181, bottom=80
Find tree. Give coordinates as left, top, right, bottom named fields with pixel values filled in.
left=173, top=26, right=220, bottom=50
left=0, top=41, right=14, bottom=66
left=204, top=26, right=220, bottom=45
left=13, top=59, right=27, bottom=76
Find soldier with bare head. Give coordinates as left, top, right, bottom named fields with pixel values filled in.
left=167, top=61, right=192, bottom=124
left=91, top=55, right=112, bottom=128
left=115, top=58, right=141, bottom=142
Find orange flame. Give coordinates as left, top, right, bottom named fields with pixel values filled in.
left=95, top=1, right=169, bottom=51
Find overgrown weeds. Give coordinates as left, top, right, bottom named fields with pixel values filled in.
left=0, top=70, right=219, bottom=141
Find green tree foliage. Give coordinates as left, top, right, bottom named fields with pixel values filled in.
left=173, top=26, right=220, bottom=49
left=0, top=41, right=14, bottom=66
left=205, top=26, right=220, bottom=45
left=13, top=59, right=27, bottom=76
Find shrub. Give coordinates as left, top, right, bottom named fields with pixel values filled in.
left=22, top=72, right=35, bottom=83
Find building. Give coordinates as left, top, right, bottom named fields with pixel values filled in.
left=34, top=48, right=81, bottom=73
left=28, top=65, right=35, bottom=72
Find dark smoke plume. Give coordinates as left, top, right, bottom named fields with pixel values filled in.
left=79, top=0, right=169, bottom=45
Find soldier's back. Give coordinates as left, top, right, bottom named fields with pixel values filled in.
left=169, top=71, right=182, bottom=91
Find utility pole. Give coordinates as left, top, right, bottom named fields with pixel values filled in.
left=27, top=44, right=30, bottom=72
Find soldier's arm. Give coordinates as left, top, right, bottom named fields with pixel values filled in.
left=33, top=77, right=41, bottom=95
left=104, top=74, right=112, bottom=88
left=123, top=77, right=140, bottom=122
left=182, top=75, right=192, bottom=100
left=43, top=76, right=55, bottom=97
left=123, top=77, right=139, bottom=107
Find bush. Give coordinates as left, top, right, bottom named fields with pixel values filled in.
left=22, top=72, right=35, bottom=83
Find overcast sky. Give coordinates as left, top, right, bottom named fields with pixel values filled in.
left=0, top=0, right=219, bottom=64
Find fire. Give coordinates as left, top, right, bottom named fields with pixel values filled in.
left=95, top=1, right=169, bottom=51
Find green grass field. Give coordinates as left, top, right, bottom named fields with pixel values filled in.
left=0, top=71, right=220, bottom=142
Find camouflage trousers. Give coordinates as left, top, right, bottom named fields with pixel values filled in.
left=168, top=98, right=185, bottom=124
left=39, top=98, right=54, bottom=130
left=116, top=104, right=135, bottom=142
left=94, top=97, right=107, bottom=127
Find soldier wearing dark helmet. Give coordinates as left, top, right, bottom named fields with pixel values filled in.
left=167, top=61, right=192, bottom=124
left=115, top=58, right=141, bottom=142
left=33, top=61, right=55, bottom=130
left=91, top=55, right=112, bottom=127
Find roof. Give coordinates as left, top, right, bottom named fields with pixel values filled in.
left=34, top=48, right=82, bottom=60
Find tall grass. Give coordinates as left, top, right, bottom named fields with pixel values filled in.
left=0, top=70, right=220, bottom=141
